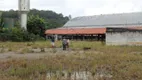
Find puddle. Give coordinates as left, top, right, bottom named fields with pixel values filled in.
left=46, top=71, right=112, bottom=80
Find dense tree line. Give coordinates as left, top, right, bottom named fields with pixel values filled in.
left=0, top=14, right=47, bottom=41
left=1, top=9, right=69, bottom=29
left=0, top=9, right=70, bottom=42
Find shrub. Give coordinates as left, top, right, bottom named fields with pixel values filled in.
left=0, top=27, right=44, bottom=42
left=27, top=15, right=46, bottom=37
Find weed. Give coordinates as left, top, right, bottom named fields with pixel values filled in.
left=19, top=48, right=33, bottom=54
left=8, top=48, right=12, bottom=51
left=40, top=47, right=45, bottom=52
left=0, top=48, right=5, bottom=53
left=52, top=48, right=57, bottom=53
left=26, top=43, right=33, bottom=46
left=0, top=41, right=142, bottom=80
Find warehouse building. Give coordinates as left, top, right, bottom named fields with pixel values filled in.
left=45, top=12, right=142, bottom=45
left=106, top=27, right=142, bottom=45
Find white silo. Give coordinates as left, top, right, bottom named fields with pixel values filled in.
left=19, top=0, right=30, bottom=30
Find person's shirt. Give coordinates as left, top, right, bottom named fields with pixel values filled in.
left=51, top=38, right=55, bottom=42
left=62, top=39, right=67, bottom=45
left=67, top=39, right=70, bottom=44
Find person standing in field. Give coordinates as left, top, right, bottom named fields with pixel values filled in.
left=66, top=39, right=70, bottom=48
left=51, top=36, right=55, bottom=48
left=62, top=38, right=67, bottom=50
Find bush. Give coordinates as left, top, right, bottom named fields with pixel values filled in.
left=27, top=15, right=46, bottom=37
left=0, top=27, right=44, bottom=42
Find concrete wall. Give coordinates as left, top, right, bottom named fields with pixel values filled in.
left=106, top=32, right=142, bottom=46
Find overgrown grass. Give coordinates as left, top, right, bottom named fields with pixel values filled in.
left=0, top=41, right=142, bottom=53
left=0, top=41, right=142, bottom=79
left=0, top=52, right=142, bottom=79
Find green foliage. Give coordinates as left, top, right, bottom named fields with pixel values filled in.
left=29, top=9, right=69, bottom=29
left=1, top=9, right=69, bottom=29
left=27, top=15, right=45, bottom=37
left=1, top=9, right=19, bottom=19
left=0, top=12, right=4, bottom=28
left=0, top=27, right=42, bottom=42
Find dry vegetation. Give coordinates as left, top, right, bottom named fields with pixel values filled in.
left=0, top=41, right=142, bottom=80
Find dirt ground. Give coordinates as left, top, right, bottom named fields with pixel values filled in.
left=0, top=48, right=80, bottom=61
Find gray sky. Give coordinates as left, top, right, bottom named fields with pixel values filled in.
left=0, top=0, right=142, bottom=17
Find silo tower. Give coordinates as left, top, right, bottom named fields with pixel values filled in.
left=19, top=0, right=30, bottom=30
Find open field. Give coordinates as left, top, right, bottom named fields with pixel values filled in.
left=0, top=41, right=142, bottom=80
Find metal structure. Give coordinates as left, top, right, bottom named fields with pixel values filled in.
left=64, top=12, right=142, bottom=28
left=18, top=0, right=30, bottom=30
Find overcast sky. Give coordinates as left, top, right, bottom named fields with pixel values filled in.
left=0, top=0, right=142, bottom=18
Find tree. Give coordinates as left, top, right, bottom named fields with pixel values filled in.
left=0, top=11, right=3, bottom=28
left=29, top=9, right=69, bottom=29
left=27, top=15, right=45, bottom=37
left=1, top=9, right=69, bottom=29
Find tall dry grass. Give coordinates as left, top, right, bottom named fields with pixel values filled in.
left=0, top=41, right=142, bottom=79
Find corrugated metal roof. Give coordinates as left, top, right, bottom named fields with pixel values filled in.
left=45, top=28, right=106, bottom=35
left=64, top=12, right=142, bottom=28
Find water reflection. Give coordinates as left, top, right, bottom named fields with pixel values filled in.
left=46, top=71, right=112, bottom=80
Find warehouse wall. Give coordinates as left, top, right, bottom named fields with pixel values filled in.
left=106, top=32, right=142, bottom=46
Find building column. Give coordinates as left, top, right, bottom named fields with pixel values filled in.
left=54, top=35, right=58, bottom=41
